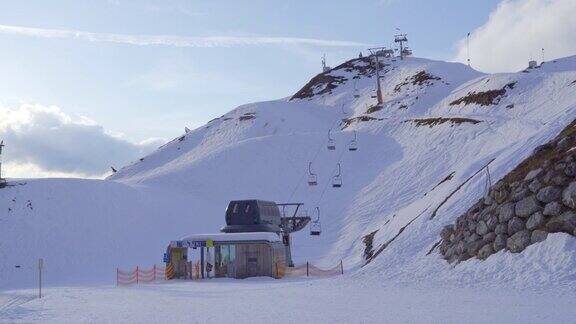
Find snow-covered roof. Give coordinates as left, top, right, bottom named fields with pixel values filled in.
left=176, top=232, right=281, bottom=244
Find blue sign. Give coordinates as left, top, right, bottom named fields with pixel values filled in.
left=171, top=240, right=208, bottom=249
left=163, top=253, right=169, bottom=263
left=183, top=240, right=206, bottom=248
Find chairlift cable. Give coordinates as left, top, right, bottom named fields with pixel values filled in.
left=287, top=117, right=344, bottom=202
left=313, top=142, right=348, bottom=208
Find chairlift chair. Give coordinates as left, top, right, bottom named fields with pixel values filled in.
left=327, top=129, right=336, bottom=151
left=310, top=207, right=322, bottom=236
left=332, top=163, right=343, bottom=188
left=348, top=130, right=358, bottom=151
left=307, top=162, right=318, bottom=186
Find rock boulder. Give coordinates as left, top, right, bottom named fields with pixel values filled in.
left=507, top=217, right=526, bottom=235
left=531, top=230, right=548, bottom=243
left=546, top=211, right=576, bottom=233
left=562, top=182, right=576, bottom=209
left=526, top=212, right=544, bottom=230
left=476, top=220, right=489, bottom=236
left=543, top=201, right=562, bottom=216
left=478, top=244, right=494, bottom=260
left=440, top=225, right=454, bottom=241
left=498, top=203, right=515, bottom=223
left=493, top=234, right=508, bottom=251
left=506, top=230, right=531, bottom=253
left=536, top=186, right=562, bottom=203
left=515, top=195, right=541, bottom=218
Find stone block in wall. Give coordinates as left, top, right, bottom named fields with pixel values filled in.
left=507, top=217, right=526, bottom=235
left=545, top=211, right=576, bottom=233
left=515, top=195, right=542, bottom=218
left=543, top=201, right=562, bottom=216
left=506, top=230, right=531, bottom=253
left=531, top=230, right=548, bottom=244
left=562, top=182, right=576, bottom=209
left=526, top=212, right=544, bottom=230
left=536, top=186, right=562, bottom=203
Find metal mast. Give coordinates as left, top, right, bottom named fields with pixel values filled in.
left=394, top=33, right=408, bottom=60
left=367, top=47, right=385, bottom=105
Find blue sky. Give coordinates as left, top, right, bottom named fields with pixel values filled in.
left=0, top=0, right=574, bottom=177
left=0, top=0, right=501, bottom=139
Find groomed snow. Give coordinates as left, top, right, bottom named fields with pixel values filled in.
left=1, top=276, right=575, bottom=323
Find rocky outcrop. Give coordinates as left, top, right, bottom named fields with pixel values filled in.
left=439, top=120, right=576, bottom=263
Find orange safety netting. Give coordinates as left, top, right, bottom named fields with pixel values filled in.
left=116, top=264, right=169, bottom=286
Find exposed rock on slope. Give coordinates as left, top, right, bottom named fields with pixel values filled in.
left=290, top=57, right=376, bottom=100
left=440, top=120, right=576, bottom=263
left=450, top=82, right=516, bottom=107
left=404, top=117, right=481, bottom=128
left=394, top=70, right=442, bottom=92
left=291, top=73, right=348, bottom=99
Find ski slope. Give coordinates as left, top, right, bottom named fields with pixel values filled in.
left=1, top=54, right=576, bottom=296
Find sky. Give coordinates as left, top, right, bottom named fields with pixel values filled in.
left=0, top=0, right=574, bottom=178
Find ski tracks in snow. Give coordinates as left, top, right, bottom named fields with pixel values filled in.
left=0, top=293, right=37, bottom=320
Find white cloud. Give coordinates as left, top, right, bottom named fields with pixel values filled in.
left=0, top=103, right=165, bottom=178
left=3, top=162, right=103, bottom=179
left=454, top=0, right=576, bottom=73
left=0, top=24, right=367, bottom=49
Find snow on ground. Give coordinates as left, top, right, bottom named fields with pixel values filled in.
left=1, top=54, right=576, bottom=322
left=2, top=275, right=576, bottom=324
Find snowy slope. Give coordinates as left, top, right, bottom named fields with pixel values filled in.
left=2, top=55, right=576, bottom=290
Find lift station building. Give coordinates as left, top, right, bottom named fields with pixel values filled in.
left=166, top=200, right=310, bottom=279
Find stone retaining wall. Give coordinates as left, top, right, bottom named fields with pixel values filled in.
left=440, top=121, right=576, bottom=263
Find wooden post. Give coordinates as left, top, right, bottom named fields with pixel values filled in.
left=116, top=268, right=119, bottom=286
left=153, top=264, right=156, bottom=281
left=38, top=258, right=43, bottom=298
left=306, top=261, right=309, bottom=277
left=136, top=266, right=139, bottom=284
left=275, top=262, right=279, bottom=279
left=340, top=260, right=344, bottom=275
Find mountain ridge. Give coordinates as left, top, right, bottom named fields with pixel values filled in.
left=2, top=54, right=576, bottom=289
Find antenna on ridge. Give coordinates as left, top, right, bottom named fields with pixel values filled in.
left=321, top=54, right=330, bottom=73
left=466, top=32, right=471, bottom=67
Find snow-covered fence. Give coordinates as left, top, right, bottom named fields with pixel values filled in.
left=285, top=261, right=344, bottom=277
left=116, top=264, right=171, bottom=286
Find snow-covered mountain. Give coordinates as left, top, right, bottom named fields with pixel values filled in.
left=2, top=54, right=576, bottom=290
